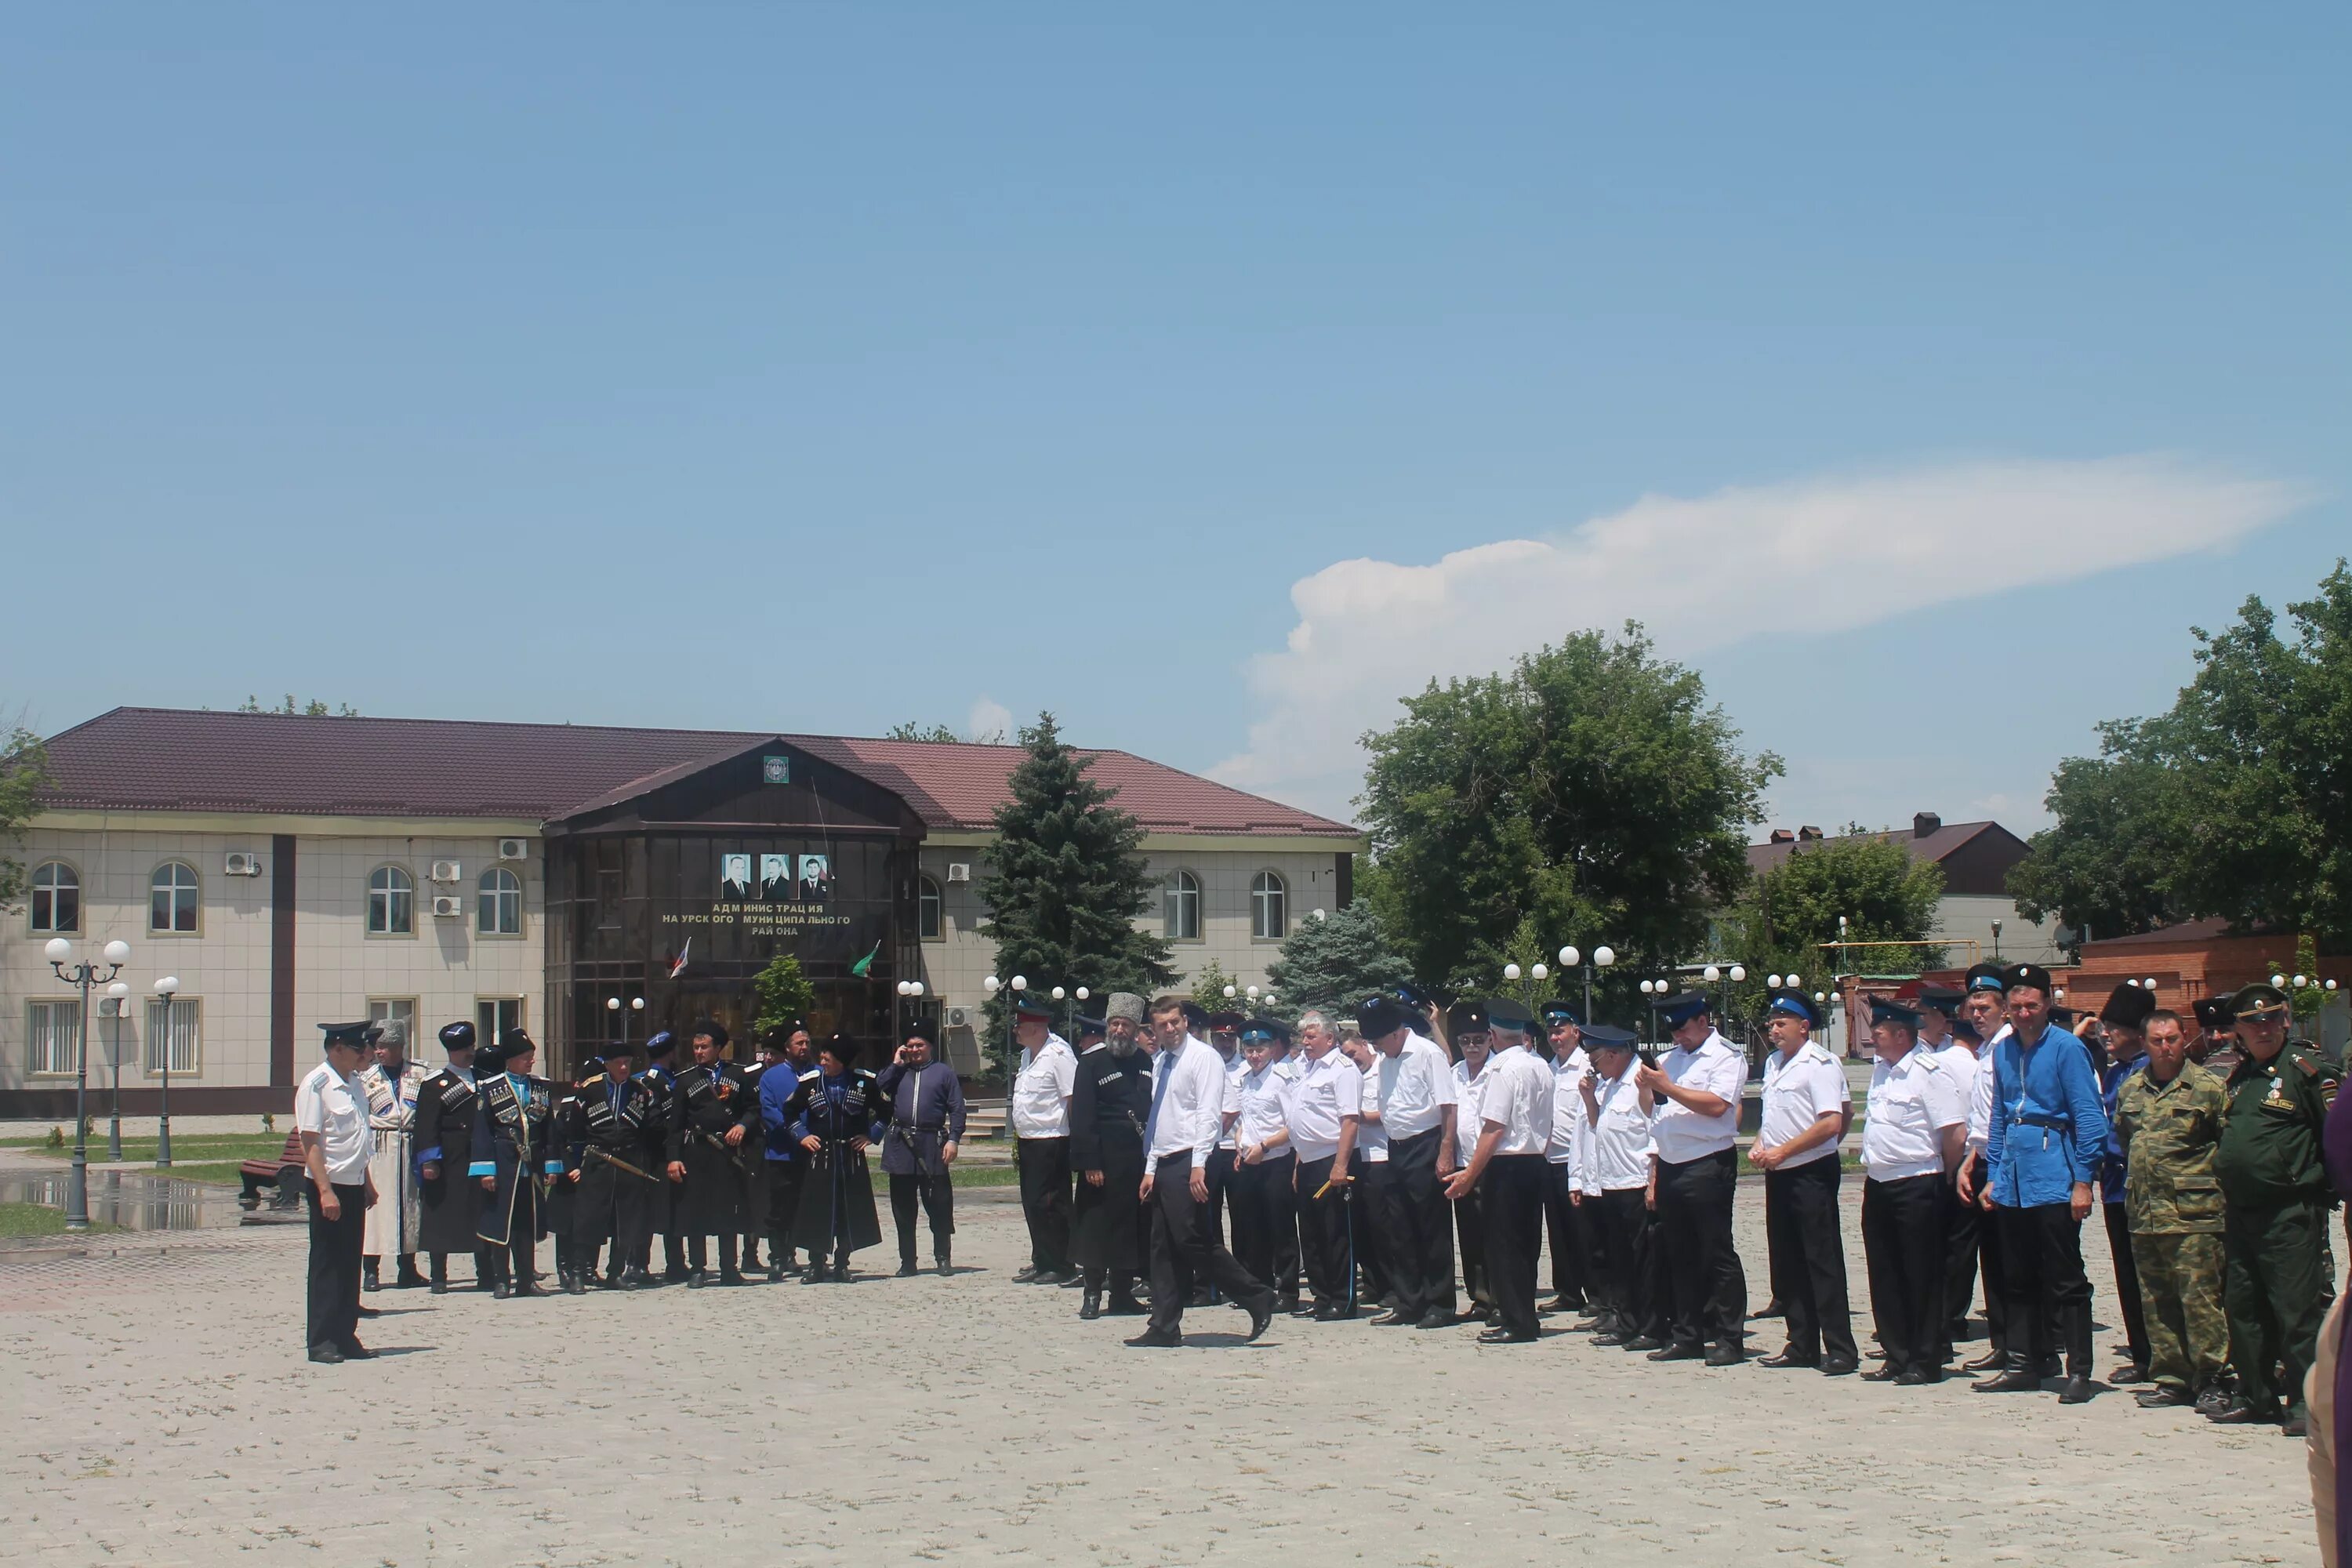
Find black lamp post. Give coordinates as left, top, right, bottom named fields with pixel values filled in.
left=44, top=937, right=129, bottom=1229
left=105, top=981, right=129, bottom=1160
left=1556, top=945, right=1617, bottom=1025
left=153, top=975, right=180, bottom=1167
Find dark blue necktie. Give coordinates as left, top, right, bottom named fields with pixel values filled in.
left=1145, top=1051, right=1174, bottom=1148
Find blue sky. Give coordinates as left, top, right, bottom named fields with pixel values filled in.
left=5, top=5, right=2345, bottom=835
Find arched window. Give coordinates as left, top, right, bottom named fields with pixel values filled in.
left=477, top=867, right=522, bottom=936
left=918, top=875, right=943, bottom=941
left=31, top=862, right=79, bottom=933
left=150, top=862, right=199, bottom=933
left=1163, top=869, right=1201, bottom=941
left=368, top=866, right=414, bottom=935
left=1250, top=870, right=1287, bottom=941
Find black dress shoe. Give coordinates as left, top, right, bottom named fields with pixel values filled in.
left=514, top=1279, right=549, bottom=1298
left=1013, top=1265, right=1042, bottom=1283
left=1105, top=1294, right=1148, bottom=1316
left=1541, top=1297, right=1581, bottom=1315
left=1416, top=1308, right=1454, bottom=1330
left=1747, top=1300, right=1786, bottom=1319
left=430, top=1279, right=448, bottom=1295
left=1371, top=1310, right=1417, bottom=1327
left=1623, top=1335, right=1662, bottom=1352
left=768, top=1262, right=786, bottom=1283
left=1705, top=1345, right=1745, bottom=1367
left=563, top=1272, right=586, bottom=1297
left=394, top=1265, right=427, bottom=1290
left=2206, top=1399, right=2279, bottom=1425
left=897, top=1261, right=920, bottom=1278
left=1125, top=1327, right=1182, bottom=1348
left=717, top=1271, right=749, bottom=1287
left=2194, top=1388, right=2234, bottom=1417
left=491, top=1281, right=513, bottom=1300
left=1821, top=1355, right=1858, bottom=1377
left=2285, top=1410, right=2310, bottom=1438
left=1313, top=1304, right=1355, bottom=1322
left=336, top=1340, right=377, bottom=1360
left=1478, top=1327, right=1538, bottom=1345
left=363, top=1263, right=382, bottom=1293
left=1860, top=1366, right=1901, bottom=1382
left=1080, top=1290, right=1102, bottom=1321
left=1973, top=1370, right=2042, bottom=1393
left=307, top=1343, right=345, bottom=1364
left=2137, top=1387, right=2194, bottom=1408
left=1894, top=1369, right=1933, bottom=1386
left=1961, top=1349, right=2006, bottom=1372
left=800, top=1266, right=829, bottom=1285
left=936, top=1257, right=953, bottom=1276
left=2110, top=1363, right=2149, bottom=1385
left=687, top=1269, right=710, bottom=1290
left=1647, top=1342, right=1705, bottom=1362
left=1757, top=1351, right=1817, bottom=1370
left=2057, top=1374, right=2094, bottom=1405
left=1246, top=1297, right=1275, bottom=1342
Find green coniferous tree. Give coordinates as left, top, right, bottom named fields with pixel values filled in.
left=977, top=713, right=1174, bottom=1082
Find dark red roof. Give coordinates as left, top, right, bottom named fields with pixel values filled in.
left=37, top=708, right=1358, bottom=838
left=1745, top=819, right=2017, bottom=877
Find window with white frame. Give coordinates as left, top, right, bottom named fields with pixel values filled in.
left=1250, top=870, right=1287, bottom=940
left=918, top=875, right=943, bottom=941
left=477, top=867, right=521, bottom=935
left=150, top=861, right=199, bottom=933
left=143, top=997, right=200, bottom=1074
left=28, top=1000, right=82, bottom=1075
left=477, top=997, right=524, bottom=1047
left=1163, top=869, right=1202, bottom=941
left=31, top=861, right=79, bottom=933
left=368, top=865, right=415, bottom=935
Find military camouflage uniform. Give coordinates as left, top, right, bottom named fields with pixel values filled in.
left=2216, top=1043, right=2340, bottom=1423
left=2115, top=1060, right=2229, bottom=1399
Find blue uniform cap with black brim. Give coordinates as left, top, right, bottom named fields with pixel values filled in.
left=319, top=1020, right=373, bottom=1051
left=1580, top=1024, right=1637, bottom=1049
left=1011, top=996, right=1055, bottom=1018
left=1868, top=997, right=1922, bottom=1029
left=1240, top=1017, right=1292, bottom=1047
left=1656, top=992, right=1712, bottom=1029
left=1768, top=992, right=1822, bottom=1029
left=1539, top=1000, right=1582, bottom=1027
left=1484, top=997, right=1537, bottom=1034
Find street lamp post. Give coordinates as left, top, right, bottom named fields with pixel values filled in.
left=105, top=980, right=130, bottom=1160
left=1991, top=919, right=2003, bottom=961
left=1558, top=945, right=1616, bottom=1025
left=153, top=975, right=180, bottom=1167
left=45, top=938, right=129, bottom=1229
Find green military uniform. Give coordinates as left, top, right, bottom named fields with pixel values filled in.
left=2214, top=985, right=2339, bottom=1427
left=2115, top=1059, right=2229, bottom=1402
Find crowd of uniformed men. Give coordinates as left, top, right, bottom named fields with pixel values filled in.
left=289, top=963, right=2336, bottom=1439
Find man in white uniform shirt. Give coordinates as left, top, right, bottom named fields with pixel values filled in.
left=1127, top=996, right=1276, bottom=1347
left=1918, top=984, right=1986, bottom=1352
left=1281, top=1009, right=1365, bottom=1319
left=1010, top=995, right=1079, bottom=1285
left=1859, top=996, right=1967, bottom=1384
left=1339, top=1029, right=1394, bottom=1310
left=1448, top=1004, right=1498, bottom=1324
left=1637, top=993, right=1751, bottom=1365
left=1229, top=1018, right=1304, bottom=1306
left=1444, top=998, right=1553, bottom=1345
left=296, top=1021, right=379, bottom=1364
left=1955, top=963, right=2022, bottom=1372
left=1541, top=1000, right=1596, bottom=1317
left=1749, top=991, right=1857, bottom=1374
left=1578, top=1025, right=1660, bottom=1348
left=1359, top=996, right=1459, bottom=1330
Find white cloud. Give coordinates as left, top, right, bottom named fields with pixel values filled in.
left=967, top=695, right=1014, bottom=743
left=1211, top=456, right=2306, bottom=820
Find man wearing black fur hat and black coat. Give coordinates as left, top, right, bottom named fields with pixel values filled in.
left=563, top=1039, right=657, bottom=1289
left=665, top=1018, right=759, bottom=1287
left=634, top=1031, right=688, bottom=1283
left=469, top=1029, right=561, bottom=1298
left=412, top=1020, right=488, bottom=1293
left=793, top=1034, right=886, bottom=1279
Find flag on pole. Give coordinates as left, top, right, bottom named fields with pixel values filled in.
left=668, top=938, right=691, bottom=980
left=849, top=940, right=880, bottom=978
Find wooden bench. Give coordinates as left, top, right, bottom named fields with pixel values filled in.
left=238, top=1132, right=307, bottom=1210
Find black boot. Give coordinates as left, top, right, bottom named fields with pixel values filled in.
left=935, top=1241, right=952, bottom=1276
left=1080, top=1288, right=1102, bottom=1320
left=2057, top=1301, right=2095, bottom=1403
left=394, top=1254, right=426, bottom=1289
left=429, top=1254, right=450, bottom=1295
left=363, top=1258, right=382, bottom=1292
left=564, top=1268, right=586, bottom=1296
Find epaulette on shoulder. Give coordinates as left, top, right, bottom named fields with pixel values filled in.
left=798, top=1068, right=822, bottom=1083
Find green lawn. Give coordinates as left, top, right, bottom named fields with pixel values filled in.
left=0, top=1202, right=123, bottom=1237
left=950, top=1163, right=1019, bottom=1188
left=15, top=1134, right=285, bottom=1165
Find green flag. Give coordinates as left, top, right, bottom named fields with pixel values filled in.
left=849, top=941, right=880, bottom=978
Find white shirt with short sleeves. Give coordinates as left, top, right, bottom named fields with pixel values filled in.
left=1283, top=1048, right=1364, bottom=1163
left=1759, top=1042, right=1846, bottom=1169
left=296, top=1059, right=375, bottom=1185
left=1548, top=1047, right=1591, bottom=1185
left=1585, top=1065, right=1656, bottom=1192
left=1236, top=1054, right=1298, bottom=1152
left=1355, top=1058, right=1390, bottom=1163
left=1453, top=1057, right=1491, bottom=1167
left=1965, top=1023, right=2012, bottom=1150
left=1478, top=1044, right=1555, bottom=1157
left=1863, top=1047, right=1965, bottom=1181
left=1011, top=1034, right=1077, bottom=1139
left=1650, top=1032, right=1748, bottom=1164
left=1377, top=1034, right=1458, bottom=1142
left=1215, top=1053, right=1246, bottom=1150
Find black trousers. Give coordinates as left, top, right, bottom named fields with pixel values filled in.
left=1148, top=1153, right=1270, bottom=1334
left=1229, top=1152, right=1300, bottom=1295
left=767, top=1161, right=806, bottom=1263
left=1297, top=1154, right=1356, bottom=1312
left=684, top=1232, right=739, bottom=1276
left=1017, top=1137, right=1073, bottom=1272
left=484, top=1182, right=539, bottom=1287
left=1367, top=1129, right=1454, bottom=1319
left=304, top=1179, right=366, bottom=1350
left=1965, top=1156, right=2015, bottom=1353
left=1350, top=1151, right=1392, bottom=1303
left=1454, top=1181, right=1491, bottom=1311
left=1656, top=1149, right=1747, bottom=1349
left=1863, top=1173, right=1947, bottom=1374
left=1998, top=1202, right=2093, bottom=1375
left=1588, top=1185, right=1664, bottom=1338
left=1943, top=1166, right=1985, bottom=1338
left=1481, top=1154, right=1548, bottom=1339
left=1203, top=1147, right=1236, bottom=1252
left=2101, top=1201, right=2151, bottom=1369
left=1765, top=1159, right=1856, bottom=1363
left=1542, top=1161, right=1592, bottom=1305
left=891, top=1173, right=954, bottom=1263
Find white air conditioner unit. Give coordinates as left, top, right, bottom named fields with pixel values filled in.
left=946, top=862, right=971, bottom=883
left=497, top=838, right=528, bottom=862
left=947, top=1007, right=968, bottom=1028
left=224, top=851, right=263, bottom=877
left=430, top=860, right=463, bottom=883
left=430, top=895, right=465, bottom=919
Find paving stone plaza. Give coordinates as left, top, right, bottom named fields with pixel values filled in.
left=1, top=1161, right=2318, bottom=1567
